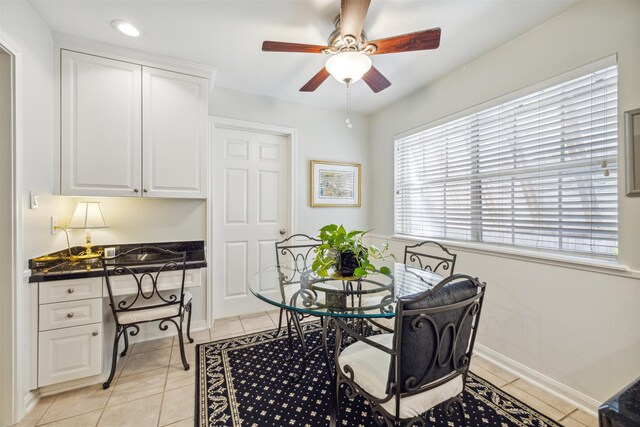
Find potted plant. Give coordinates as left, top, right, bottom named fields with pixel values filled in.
left=311, top=224, right=393, bottom=278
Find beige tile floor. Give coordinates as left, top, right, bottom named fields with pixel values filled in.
left=14, top=310, right=599, bottom=427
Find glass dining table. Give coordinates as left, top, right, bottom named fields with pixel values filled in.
left=248, top=262, right=444, bottom=378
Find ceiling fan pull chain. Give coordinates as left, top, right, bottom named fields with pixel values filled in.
left=345, top=83, right=353, bottom=128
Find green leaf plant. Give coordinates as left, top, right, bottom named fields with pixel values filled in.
left=311, top=224, right=395, bottom=278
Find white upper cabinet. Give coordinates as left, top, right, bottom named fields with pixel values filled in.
left=142, top=67, right=208, bottom=198
left=60, top=49, right=208, bottom=198
left=61, top=50, right=142, bottom=197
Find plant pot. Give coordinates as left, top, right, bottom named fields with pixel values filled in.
left=339, top=250, right=359, bottom=277
left=325, top=289, right=347, bottom=310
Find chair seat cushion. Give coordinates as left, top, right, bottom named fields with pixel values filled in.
left=117, top=291, right=192, bottom=325
left=338, top=333, right=463, bottom=419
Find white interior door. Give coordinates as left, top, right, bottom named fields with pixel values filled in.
left=213, top=126, right=290, bottom=318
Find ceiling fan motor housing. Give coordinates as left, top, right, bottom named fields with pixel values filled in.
left=326, top=15, right=371, bottom=54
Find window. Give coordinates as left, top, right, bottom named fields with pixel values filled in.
left=394, top=65, right=618, bottom=259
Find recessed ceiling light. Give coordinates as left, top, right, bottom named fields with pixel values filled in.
left=111, top=20, right=140, bottom=37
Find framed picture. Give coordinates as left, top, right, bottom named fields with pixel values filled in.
left=625, top=108, right=640, bottom=197
left=310, top=160, right=361, bottom=207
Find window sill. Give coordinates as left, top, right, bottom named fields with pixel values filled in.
left=368, top=233, right=638, bottom=278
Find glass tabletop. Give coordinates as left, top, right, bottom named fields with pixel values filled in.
left=249, top=262, right=444, bottom=318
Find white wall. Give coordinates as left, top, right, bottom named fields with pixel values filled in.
left=0, top=1, right=54, bottom=424
left=368, top=0, right=640, bottom=409
left=210, top=86, right=371, bottom=235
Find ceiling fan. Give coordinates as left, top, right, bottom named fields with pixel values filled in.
left=261, top=0, right=441, bottom=93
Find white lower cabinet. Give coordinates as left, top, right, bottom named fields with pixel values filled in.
left=37, top=277, right=104, bottom=387
left=38, top=323, right=103, bottom=387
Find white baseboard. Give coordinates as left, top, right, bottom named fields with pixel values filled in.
left=23, top=390, right=39, bottom=416
left=474, top=343, right=601, bottom=416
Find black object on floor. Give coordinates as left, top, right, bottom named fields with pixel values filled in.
left=599, top=375, right=640, bottom=427
left=195, top=322, right=562, bottom=427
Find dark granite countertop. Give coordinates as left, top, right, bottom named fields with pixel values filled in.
left=599, top=375, right=640, bottom=426
left=29, top=240, right=206, bottom=283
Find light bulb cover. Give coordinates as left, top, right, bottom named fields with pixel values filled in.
left=325, top=52, right=372, bottom=84
left=111, top=20, right=140, bottom=37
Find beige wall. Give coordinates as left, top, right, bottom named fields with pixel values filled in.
left=369, top=0, right=640, bottom=407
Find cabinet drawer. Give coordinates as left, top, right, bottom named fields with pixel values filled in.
left=38, top=323, right=103, bottom=387
left=39, top=277, right=102, bottom=304
left=39, top=298, right=103, bottom=331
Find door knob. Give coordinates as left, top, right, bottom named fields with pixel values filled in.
left=67, top=312, right=74, bottom=318
left=279, top=228, right=287, bottom=235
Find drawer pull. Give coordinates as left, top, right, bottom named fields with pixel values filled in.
left=67, top=312, right=74, bottom=318
left=67, top=288, right=75, bottom=294
left=92, top=331, right=99, bottom=336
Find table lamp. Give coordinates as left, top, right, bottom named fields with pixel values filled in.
left=67, top=201, right=109, bottom=260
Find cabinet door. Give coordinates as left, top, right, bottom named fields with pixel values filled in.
left=142, top=67, right=208, bottom=198
left=61, top=50, right=142, bottom=197
left=38, top=323, right=102, bottom=387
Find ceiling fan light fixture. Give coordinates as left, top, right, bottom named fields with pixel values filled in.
left=325, top=52, right=371, bottom=84
left=111, top=20, right=140, bottom=37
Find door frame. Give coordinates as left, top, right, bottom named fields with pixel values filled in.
left=207, top=116, right=297, bottom=324
left=0, top=31, right=24, bottom=426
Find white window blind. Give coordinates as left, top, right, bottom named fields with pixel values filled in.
left=395, top=65, right=618, bottom=259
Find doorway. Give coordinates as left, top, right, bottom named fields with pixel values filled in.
left=0, top=43, right=15, bottom=426
left=211, top=120, right=294, bottom=318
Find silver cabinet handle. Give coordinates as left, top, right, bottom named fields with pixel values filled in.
left=279, top=228, right=287, bottom=235
left=92, top=331, right=99, bottom=336
left=67, top=288, right=74, bottom=294
left=67, top=312, right=74, bottom=318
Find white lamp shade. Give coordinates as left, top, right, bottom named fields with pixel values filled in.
left=325, top=52, right=372, bottom=84
left=68, top=202, right=109, bottom=229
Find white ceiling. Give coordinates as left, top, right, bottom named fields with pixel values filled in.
left=28, top=0, right=580, bottom=114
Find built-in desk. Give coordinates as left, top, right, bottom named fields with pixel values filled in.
left=29, top=241, right=206, bottom=392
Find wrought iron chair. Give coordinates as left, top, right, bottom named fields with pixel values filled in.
left=101, top=247, right=194, bottom=389
left=274, top=233, right=321, bottom=336
left=404, top=240, right=457, bottom=276
left=333, top=273, right=486, bottom=426
left=369, top=241, right=457, bottom=333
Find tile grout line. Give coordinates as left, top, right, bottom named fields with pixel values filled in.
left=36, top=385, right=115, bottom=427
left=32, top=394, right=57, bottom=426
left=156, top=361, right=172, bottom=427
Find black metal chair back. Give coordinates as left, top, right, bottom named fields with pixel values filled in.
left=102, top=246, right=187, bottom=320
left=403, top=240, right=457, bottom=276
left=275, top=233, right=321, bottom=282
left=393, top=274, right=485, bottom=396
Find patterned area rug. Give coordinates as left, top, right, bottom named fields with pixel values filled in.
left=196, top=322, right=561, bottom=427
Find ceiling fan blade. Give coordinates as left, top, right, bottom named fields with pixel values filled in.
left=262, top=41, right=329, bottom=54
left=340, top=0, right=371, bottom=41
left=300, top=67, right=331, bottom=92
left=366, top=28, right=441, bottom=55
left=362, top=66, right=391, bottom=93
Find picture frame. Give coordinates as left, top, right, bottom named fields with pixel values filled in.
left=310, top=160, right=361, bottom=207
left=625, top=108, right=640, bottom=197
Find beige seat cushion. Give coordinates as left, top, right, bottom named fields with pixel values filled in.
left=117, top=291, right=192, bottom=325
left=338, top=333, right=463, bottom=419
